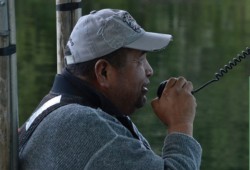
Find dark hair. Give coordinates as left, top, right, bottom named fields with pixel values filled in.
left=65, top=47, right=129, bottom=80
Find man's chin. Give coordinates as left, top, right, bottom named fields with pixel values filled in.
left=136, top=95, right=147, bottom=109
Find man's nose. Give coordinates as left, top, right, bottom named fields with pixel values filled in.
left=145, top=60, right=153, bottom=77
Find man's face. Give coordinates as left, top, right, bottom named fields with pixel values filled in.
left=108, top=49, right=153, bottom=115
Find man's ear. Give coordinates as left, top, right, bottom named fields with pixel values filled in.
left=94, top=59, right=112, bottom=87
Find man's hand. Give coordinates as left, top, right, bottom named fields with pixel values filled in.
left=151, top=77, right=197, bottom=136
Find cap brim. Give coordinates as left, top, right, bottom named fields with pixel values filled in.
left=124, top=32, right=172, bottom=51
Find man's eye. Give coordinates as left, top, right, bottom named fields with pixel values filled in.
left=133, top=57, right=145, bottom=64
left=133, top=59, right=143, bottom=65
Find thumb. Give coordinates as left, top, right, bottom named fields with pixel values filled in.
left=151, top=98, right=168, bottom=127
left=151, top=98, right=160, bottom=113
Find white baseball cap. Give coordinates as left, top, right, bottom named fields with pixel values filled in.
left=65, top=9, right=173, bottom=65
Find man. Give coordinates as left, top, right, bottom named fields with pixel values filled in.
left=19, top=9, right=202, bottom=169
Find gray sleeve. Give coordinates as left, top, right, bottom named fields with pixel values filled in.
left=162, top=133, right=202, bottom=170
left=84, top=133, right=202, bottom=170
left=83, top=132, right=202, bottom=170
left=129, top=122, right=202, bottom=170
left=84, top=135, right=164, bottom=170
left=82, top=110, right=202, bottom=170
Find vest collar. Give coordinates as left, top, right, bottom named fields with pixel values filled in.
left=51, top=68, right=125, bottom=117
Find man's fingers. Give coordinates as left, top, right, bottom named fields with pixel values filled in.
left=175, top=77, right=186, bottom=88
left=183, top=81, right=193, bottom=92
left=170, top=77, right=193, bottom=93
left=151, top=98, right=160, bottom=113
left=162, top=78, right=177, bottom=95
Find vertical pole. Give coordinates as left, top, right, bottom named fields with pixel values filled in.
left=0, top=0, right=18, bottom=169
left=8, top=0, right=18, bottom=169
left=56, top=0, right=82, bottom=73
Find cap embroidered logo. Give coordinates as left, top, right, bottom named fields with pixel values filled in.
left=122, top=12, right=141, bottom=33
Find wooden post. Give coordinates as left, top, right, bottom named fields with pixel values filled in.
left=56, top=0, right=82, bottom=73
left=0, top=0, right=18, bottom=169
